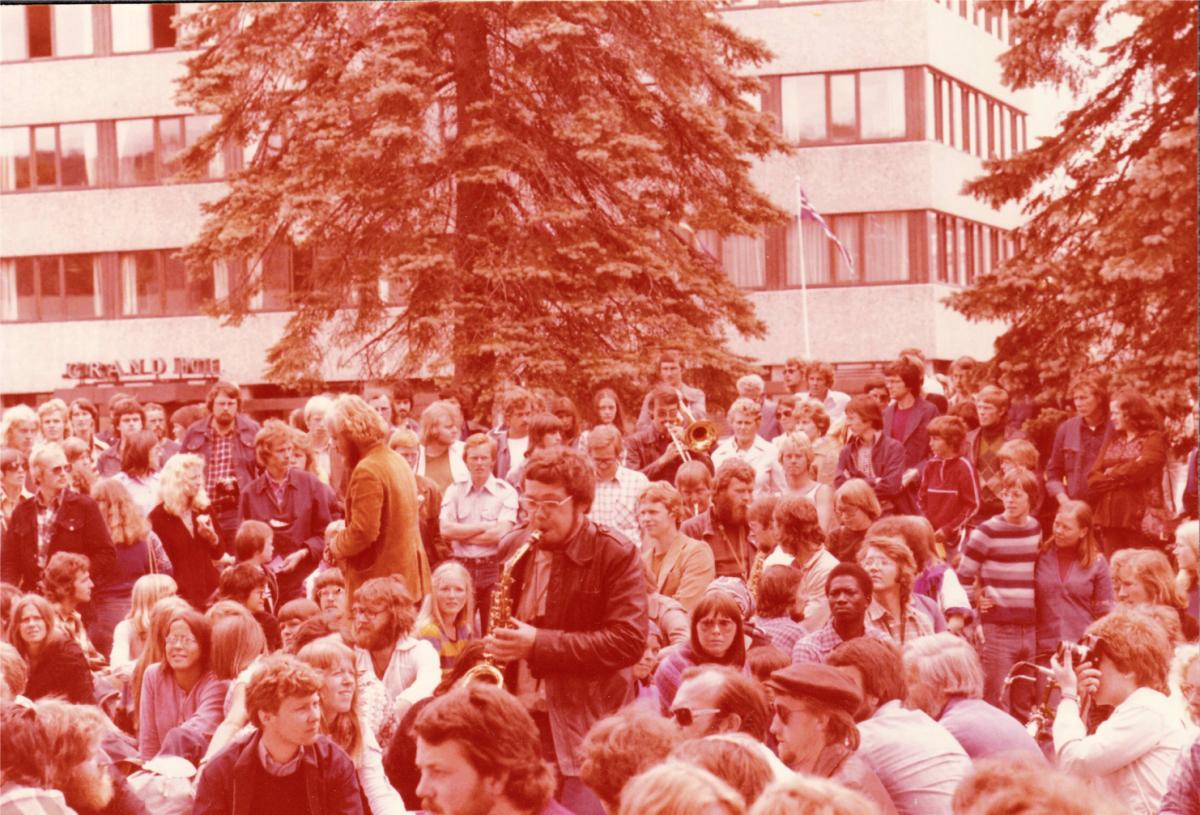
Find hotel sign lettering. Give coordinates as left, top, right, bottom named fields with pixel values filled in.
left=63, top=357, right=222, bottom=383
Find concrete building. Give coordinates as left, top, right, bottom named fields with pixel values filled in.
left=1, top=1, right=1025, bottom=412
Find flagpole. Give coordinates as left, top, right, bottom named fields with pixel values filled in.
left=794, top=177, right=812, bottom=360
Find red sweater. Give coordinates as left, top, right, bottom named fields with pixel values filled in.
left=918, top=457, right=980, bottom=543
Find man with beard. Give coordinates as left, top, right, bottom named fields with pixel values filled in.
left=772, top=494, right=838, bottom=633
left=792, top=563, right=891, bottom=664
left=486, top=448, right=646, bottom=815
left=414, top=684, right=570, bottom=815
left=324, top=395, right=430, bottom=603
left=680, top=459, right=756, bottom=581
left=144, top=402, right=181, bottom=463
left=626, top=386, right=714, bottom=485
left=180, top=381, right=261, bottom=552
left=194, top=655, right=363, bottom=815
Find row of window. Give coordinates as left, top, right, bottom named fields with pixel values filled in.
left=761, top=66, right=1026, bottom=158
left=0, top=217, right=1013, bottom=322
left=0, top=115, right=228, bottom=192
left=699, top=209, right=1014, bottom=290
left=1, top=4, right=185, bottom=62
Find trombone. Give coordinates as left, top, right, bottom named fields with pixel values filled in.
left=667, top=389, right=719, bottom=463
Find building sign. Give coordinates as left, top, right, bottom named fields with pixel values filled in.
left=63, top=357, right=222, bottom=383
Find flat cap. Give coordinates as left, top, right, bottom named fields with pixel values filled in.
left=765, top=663, right=862, bottom=715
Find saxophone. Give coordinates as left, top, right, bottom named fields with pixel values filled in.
left=459, top=530, right=542, bottom=687
left=747, top=549, right=767, bottom=604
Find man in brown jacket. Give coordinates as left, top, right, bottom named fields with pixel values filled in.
left=325, top=395, right=430, bottom=603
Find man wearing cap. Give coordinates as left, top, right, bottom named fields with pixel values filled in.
left=766, top=662, right=897, bottom=815
left=792, top=563, right=890, bottom=665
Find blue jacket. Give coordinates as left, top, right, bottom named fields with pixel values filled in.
left=180, top=415, right=261, bottom=492
left=835, top=435, right=913, bottom=514
left=882, top=396, right=940, bottom=470
left=193, top=731, right=362, bottom=815
left=1045, top=415, right=1113, bottom=502
left=239, top=468, right=334, bottom=603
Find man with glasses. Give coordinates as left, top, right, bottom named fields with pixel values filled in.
left=765, top=662, right=897, bottom=814
left=440, top=433, right=518, bottom=632
left=1, top=442, right=115, bottom=593
left=485, top=447, right=647, bottom=815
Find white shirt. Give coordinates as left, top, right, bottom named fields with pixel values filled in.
left=711, top=435, right=778, bottom=480
left=440, top=475, right=519, bottom=558
left=589, top=466, right=649, bottom=547
left=857, top=701, right=971, bottom=815
left=796, top=390, right=852, bottom=420
left=1054, top=686, right=1189, bottom=815
left=354, top=637, right=440, bottom=712
left=507, top=435, right=530, bottom=472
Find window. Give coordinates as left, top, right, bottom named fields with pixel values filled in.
left=786, top=218, right=832, bottom=286
left=828, top=74, right=857, bottom=141
left=0, top=124, right=99, bottom=191
left=859, top=70, right=905, bottom=140
left=828, top=215, right=861, bottom=283
left=0, top=254, right=99, bottom=321
left=0, top=5, right=93, bottom=61
left=120, top=249, right=214, bottom=316
left=780, top=75, right=826, bottom=143
left=863, top=213, right=909, bottom=282
left=184, top=114, right=224, bottom=179
left=721, top=234, right=766, bottom=289
left=116, top=119, right=156, bottom=184
left=112, top=4, right=178, bottom=53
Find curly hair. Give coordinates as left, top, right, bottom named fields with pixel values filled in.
left=329, top=394, right=389, bottom=452
left=245, top=654, right=324, bottom=729
left=414, top=684, right=556, bottom=812
left=523, top=447, right=596, bottom=513
left=796, top=399, right=831, bottom=437
left=159, top=453, right=209, bottom=516
left=579, top=704, right=681, bottom=811
left=42, top=552, right=90, bottom=605
left=91, top=477, right=152, bottom=547
left=773, top=493, right=823, bottom=557
left=354, top=576, right=417, bottom=644
left=715, top=458, right=755, bottom=494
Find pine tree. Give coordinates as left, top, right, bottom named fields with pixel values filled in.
left=951, top=0, right=1197, bottom=416
left=175, top=2, right=790, bottom=404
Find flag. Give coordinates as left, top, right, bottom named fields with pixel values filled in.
left=797, top=187, right=854, bottom=271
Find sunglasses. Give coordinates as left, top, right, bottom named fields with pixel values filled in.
left=669, top=706, right=721, bottom=728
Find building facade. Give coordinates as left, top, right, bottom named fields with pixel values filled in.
left=1, top=0, right=1026, bottom=410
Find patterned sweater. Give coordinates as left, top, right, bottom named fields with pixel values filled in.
left=956, top=515, right=1041, bottom=626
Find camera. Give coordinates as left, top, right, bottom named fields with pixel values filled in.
left=1056, top=635, right=1102, bottom=666
left=211, top=476, right=240, bottom=513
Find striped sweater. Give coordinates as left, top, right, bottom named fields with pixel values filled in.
left=957, top=515, right=1041, bottom=626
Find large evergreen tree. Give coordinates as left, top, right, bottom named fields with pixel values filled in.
left=176, top=2, right=789, bottom=402
left=952, top=0, right=1197, bottom=416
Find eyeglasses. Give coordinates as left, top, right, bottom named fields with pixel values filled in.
left=859, top=557, right=893, bottom=570
left=697, top=617, right=736, bottom=632
left=774, top=704, right=806, bottom=725
left=351, top=606, right=386, bottom=620
left=45, top=464, right=68, bottom=475
left=519, top=495, right=572, bottom=513
left=165, top=635, right=198, bottom=648
left=669, top=706, right=721, bottom=728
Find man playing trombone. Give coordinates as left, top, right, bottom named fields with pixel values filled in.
left=625, top=386, right=714, bottom=484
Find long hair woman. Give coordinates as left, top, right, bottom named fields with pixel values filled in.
left=416, top=561, right=478, bottom=678
left=868, top=514, right=969, bottom=634
left=1111, top=548, right=1198, bottom=641
left=578, top=387, right=630, bottom=457
left=299, top=638, right=406, bottom=815
left=91, top=477, right=174, bottom=654
left=150, top=453, right=221, bottom=608
left=857, top=535, right=941, bottom=644
left=1174, top=520, right=1199, bottom=623
left=8, top=593, right=93, bottom=703
left=653, top=590, right=747, bottom=711
left=130, top=595, right=192, bottom=734
left=111, top=574, right=178, bottom=676
left=137, top=607, right=229, bottom=762
left=1034, top=500, right=1114, bottom=665
left=201, top=611, right=269, bottom=764
left=111, top=429, right=162, bottom=516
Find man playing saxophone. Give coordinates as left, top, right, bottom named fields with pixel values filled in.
left=484, top=447, right=648, bottom=815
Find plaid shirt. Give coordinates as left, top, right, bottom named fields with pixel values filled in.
left=589, top=466, right=649, bottom=546
left=205, top=429, right=236, bottom=492
left=752, top=615, right=807, bottom=656
left=791, top=620, right=893, bottom=664
left=34, top=490, right=65, bottom=571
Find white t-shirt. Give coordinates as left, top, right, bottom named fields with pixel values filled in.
left=507, top=435, right=530, bottom=471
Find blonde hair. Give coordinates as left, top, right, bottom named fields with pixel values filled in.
left=124, top=574, right=178, bottom=648
left=91, top=478, right=152, bottom=546
left=859, top=535, right=918, bottom=641
left=749, top=775, right=875, bottom=815
left=636, top=482, right=686, bottom=526
left=297, top=638, right=365, bottom=763
left=31, top=699, right=108, bottom=793
left=328, top=394, right=389, bottom=451
left=37, top=399, right=69, bottom=423
left=211, top=613, right=267, bottom=680
left=728, top=397, right=762, bottom=422
left=389, top=427, right=419, bottom=449
left=1111, top=548, right=1186, bottom=610
left=902, top=632, right=985, bottom=715
left=1, top=404, right=37, bottom=448
left=417, top=560, right=476, bottom=636
left=132, top=595, right=193, bottom=718
left=158, top=453, right=209, bottom=516
left=998, top=439, right=1039, bottom=470
left=834, top=479, right=881, bottom=520
left=1177, top=520, right=1199, bottom=595
left=776, top=432, right=814, bottom=464
left=618, top=760, right=745, bottom=815
left=418, top=400, right=463, bottom=446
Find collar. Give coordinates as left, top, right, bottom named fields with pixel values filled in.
left=266, top=470, right=291, bottom=488
left=467, top=476, right=506, bottom=496
left=35, top=489, right=66, bottom=512
left=256, top=733, right=304, bottom=776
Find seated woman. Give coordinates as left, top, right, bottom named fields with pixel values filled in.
left=857, top=535, right=945, bottom=644
left=416, top=561, right=479, bottom=678
left=138, top=607, right=229, bottom=762
left=90, top=477, right=174, bottom=656
left=639, top=482, right=715, bottom=613
left=826, top=479, right=882, bottom=564
left=200, top=610, right=269, bottom=765
left=8, top=593, right=93, bottom=703
left=299, top=638, right=406, bottom=815
left=1051, top=607, right=1190, bottom=814
left=868, top=515, right=971, bottom=634
left=150, top=454, right=222, bottom=610
left=654, top=589, right=747, bottom=712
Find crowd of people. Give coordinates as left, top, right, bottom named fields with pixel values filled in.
left=0, top=348, right=1198, bottom=815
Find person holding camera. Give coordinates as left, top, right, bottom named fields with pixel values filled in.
left=1050, top=607, right=1189, bottom=815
